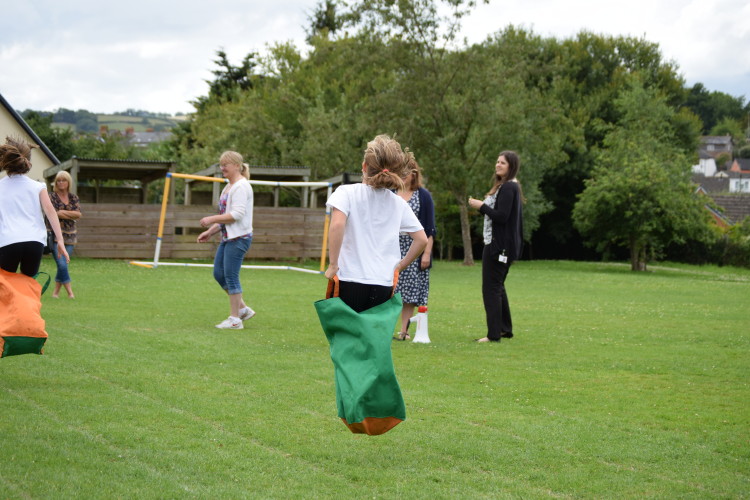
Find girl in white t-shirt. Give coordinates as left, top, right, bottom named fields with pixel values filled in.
left=0, top=136, right=68, bottom=277
left=325, top=135, right=428, bottom=312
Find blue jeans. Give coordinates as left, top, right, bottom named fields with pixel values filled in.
left=213, top=237, right=251, bottom=295
left=52, top=244, right=75, bottom=284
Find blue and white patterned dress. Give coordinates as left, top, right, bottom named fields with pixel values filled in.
left=395, top=191, right=430, bottom=305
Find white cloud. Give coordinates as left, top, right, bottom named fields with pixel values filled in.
left=0, top=0, right=747, bottom=115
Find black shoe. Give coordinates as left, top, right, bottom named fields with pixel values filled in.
left=501, top=332, right=514, bottom=339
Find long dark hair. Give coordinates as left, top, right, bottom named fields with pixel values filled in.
left=486, top=150, right=522, bottom=199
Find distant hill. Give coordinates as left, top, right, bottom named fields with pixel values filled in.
left=96, top=113, right=186, bottom=133
left=26, top=108, right=189, bottom=134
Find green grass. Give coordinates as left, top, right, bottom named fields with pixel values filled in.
left=2, top=258, right=748, bottom=498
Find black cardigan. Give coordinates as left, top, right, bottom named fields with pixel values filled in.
left=417, top=187, right=436, bottom=238
left=478, top=181, right=524, bottom=263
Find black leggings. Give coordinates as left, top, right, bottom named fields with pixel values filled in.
left=0, top=241, right=44, bottom=277
left=338, top=280, right=393, bottom=313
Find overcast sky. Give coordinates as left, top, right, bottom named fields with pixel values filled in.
left=1, top=0, right=748, bottom=115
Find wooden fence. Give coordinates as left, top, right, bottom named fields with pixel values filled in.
left=74, top=204, right=327, bottom=261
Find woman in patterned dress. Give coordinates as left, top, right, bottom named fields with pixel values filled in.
left=394, top=152, right=436, bottom=340
left=48, top=171, right=81, bottom=298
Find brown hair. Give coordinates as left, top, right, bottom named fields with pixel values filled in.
left=402, top=150, right=423, bottom=191
left=362, top=134, right=406, bottom=191
left=0, top=136, right=38, bottom=175
left=220, top=150, right=250, bottom=179
left=486, top=150, right=522, bottom=198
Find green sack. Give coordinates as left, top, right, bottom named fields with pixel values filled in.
left=314, top=277, right=405, bottom=435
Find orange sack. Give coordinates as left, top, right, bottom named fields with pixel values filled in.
left=0, top=269, right=48, bottom=358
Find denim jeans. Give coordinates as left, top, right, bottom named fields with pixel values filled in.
left=213, top=237, right=251, bottom=295
left=52, top=244, right=75, bottom=284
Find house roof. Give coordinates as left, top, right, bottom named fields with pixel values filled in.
left=710, top=194, right=750, bottom=224
left=43, top=156, right=175, bottom=186
left=0, top=92, right=60, bottom=165
left=729, top=158, right=750, bottom=173
left=692, top=174, right=729, bottom=193
left=701, top=135, right=733, bottom=146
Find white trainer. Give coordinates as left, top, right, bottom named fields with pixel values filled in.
left=239, top=307, right=256, bottom=321
left=216, top=316, right=243, bottom=329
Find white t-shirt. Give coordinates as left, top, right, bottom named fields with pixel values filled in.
left=327, top=183, right=423, bottom=286
left=0, top=174, right=47, bottom=247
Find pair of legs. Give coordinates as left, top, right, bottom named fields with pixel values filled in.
left=213, top=237, right=252, bottom=318
left=480, top=245, right=513, bottom=342
left=0, top=241, right=44, bottom=277
left=52, top=243, right=75, bottom=298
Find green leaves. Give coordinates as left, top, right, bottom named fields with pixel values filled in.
left=573, top=79, right=712, bottom=270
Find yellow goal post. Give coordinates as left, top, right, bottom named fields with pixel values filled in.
left=130, top=172, right=333, bottom=274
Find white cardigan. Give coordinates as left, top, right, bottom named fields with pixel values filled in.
left=222, top=178, right=254, bottom=239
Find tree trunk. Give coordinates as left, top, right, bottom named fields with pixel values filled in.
left=630, top=238, right=647, bottom=271
left=456, top=192, right=474, bottom=266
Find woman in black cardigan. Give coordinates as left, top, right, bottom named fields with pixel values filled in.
left=468, top=151, right=524, bottom=342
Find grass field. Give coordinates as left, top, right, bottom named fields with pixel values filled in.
left=2, top=258, right=748, bottom=498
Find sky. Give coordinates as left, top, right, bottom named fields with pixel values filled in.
left=1, top=0, right=748, bottom=116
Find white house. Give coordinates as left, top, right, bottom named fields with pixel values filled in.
left=692, top=150, right=717, bottom=176
left=728, top=159, right=750, bottom=193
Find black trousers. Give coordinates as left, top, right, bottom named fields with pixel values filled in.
left=338, top=280, right=393, bottom=313
left=481, top=245, right=512, bottom=340
left=0, top=241, right=44, bottom=277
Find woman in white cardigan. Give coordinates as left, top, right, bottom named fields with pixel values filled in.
left=198, top=151, right=255, bottom=329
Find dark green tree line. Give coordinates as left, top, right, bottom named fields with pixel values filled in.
left=170, top=0, right=731, bottom=266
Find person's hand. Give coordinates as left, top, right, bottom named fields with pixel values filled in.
left=325, top=264, right=339, bottom=280
left=420, top=253, right=431, bottom=270
left=57, top=242, right=70, bottom=263
left=468, top=197, right=483, bottom=210
left=197, top=230, right=211, bottom=243
left=199, top=216, right=213, bottom=227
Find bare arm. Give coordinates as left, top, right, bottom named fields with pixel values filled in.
left=56, top=209, right=82, bottom=220
left=325, top=208, right=347, bottom=279
left=197, top=223, right=223, bottom=242
left=200, top=213, right=236, bottom=227
left=40, top=190, right=69, bottom=263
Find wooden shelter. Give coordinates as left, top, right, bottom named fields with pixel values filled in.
left=43, top=157, right=175, bottom=204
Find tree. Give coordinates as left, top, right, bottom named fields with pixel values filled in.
left=531, top=31, right=693, bottom=260
left=192, top=49, right=263, bottom=113
left=305, top=0, right=344, bottom=43
left=710, top=117, right=743, bottom=138
left=684, top=83, right=747, bottom=134
left=21, top=110, right=76, bottom=161
left=573, top=79, right=712, bottom=271
left=73, top=132, right=136, bottom=160
left=338, top=0, right=569, bottom=264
